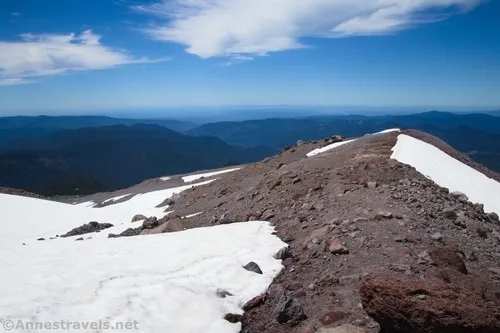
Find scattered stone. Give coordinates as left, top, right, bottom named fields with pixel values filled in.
left=37, top=238, right=45, bottom=241
left=243, top=295, right=265, bottom=311
left=108, top=227, right=142, bottom=238
left=329, top=239, right=349, bottom=255
left=376, top=211, right=393, bottom=219
left=319, top=311, right=347, bottom=326
left=216, top=289, right=233, bottom=298
left=366, top=181, right=377, bottom=190
left=296, top=140, right=305, bottom=146
left=430, top=232, right=443, bottom=241
left=275, top=295, right=307, bottom=324
left=224, top=313, right=243, bottom=323
left=131, top=214, right=147, bottom=222
left=417, top=251, right=434, bottom=265
left=218, top=213, right=232, bottom=225
left=75, top=237, right=84, bottom=241
left=487, top=212, right=499, bottom=223
left=450, top=191, right=469, bottom=203
left=61, top=221, right=114, bottom=238
left=454, top=217, right=467, bottom=229
left=274, top=247, right=293, bottom=260
left=442, top=209, right=458, bottom=220
left=243, top=261, right=263, bottom=274
left=142, top=216, right=159, bottom=229
left=267, top=284, right=285, bottom=299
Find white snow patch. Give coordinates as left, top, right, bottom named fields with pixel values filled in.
left=183, top=212, right=203, bottom=219
left=182, top=168, right=242, bottom=183
left=0, top=179, right=215, bottom=248
left=391, top=134, right=500, bottom=215
left=102, top=193, right=131, bottom=204
left=306, top=139, right=356, bottom=157
left=160, top=176, right=171, bottom=181
left=375, top=128, right=400, bottom=134
left=306, top=128, right=401, bottom=157
left=0, top=221, right=285, bottom=333
left=0, top=174, right=284, bottom=332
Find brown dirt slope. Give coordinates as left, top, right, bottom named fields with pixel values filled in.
left=157, top=130, right=500, bottom=333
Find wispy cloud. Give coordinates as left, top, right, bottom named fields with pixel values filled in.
left=11, top=12, right=22, bottom=17
left=0, top=30, right=164, bottom=85
left=136, top=0, right=483, bottom=59
left=0, top=78, right=34, bottom=86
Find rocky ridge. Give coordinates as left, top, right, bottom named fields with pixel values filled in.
left=78, top=129, right=500, bottom=332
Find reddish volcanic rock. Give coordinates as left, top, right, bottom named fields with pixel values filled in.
left=360, top=272, right=500, bottom=333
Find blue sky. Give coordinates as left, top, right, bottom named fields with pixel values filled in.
left=0, top=0, right=499, bottom=115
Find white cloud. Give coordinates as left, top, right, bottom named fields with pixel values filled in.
left=0, top=30, right=162, bottom=85
left=0, top=78, right=34, bottom=86
left=136, top=0, right=483, bottom=58
left=11, top=12, right=22, bottom=17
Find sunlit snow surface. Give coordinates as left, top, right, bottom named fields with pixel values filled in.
left=0, top=179, right=285, bottom=333
left=102, top=193, right=131, bottom=204
left=391, top=134, right=500, bottom=215
left=306, top=139, right=356, bottom=157
left=0, top=180, right=215, bottom=249
left=182, top=168, right=241, bottom=183
left=306, top=128, right=400, bottom=157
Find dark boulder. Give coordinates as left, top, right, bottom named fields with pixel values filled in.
left=243, top=262, right=263, bottom=274
left=275, top=295, right=307, bottom=324
left=61, top=221, right=114, bottom=238
left=142, top=216, right=159, bottom=229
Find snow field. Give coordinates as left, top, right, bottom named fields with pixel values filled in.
left=182, top=168, right=242, bottom=183
left=391, top=134, right=500, bottom=215
left=0, top=222, right=285, bottom=333
left=306, top=128, right=401, bottom=157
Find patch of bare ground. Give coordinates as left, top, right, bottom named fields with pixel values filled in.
left=153, top=131, right=500, bottom=333
left=0, top=186, right=46, bottom=199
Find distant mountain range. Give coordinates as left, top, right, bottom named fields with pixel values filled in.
left=1, top=111, right=499, bottom=196
left=186, top=111, right=500, bottom=173
left=187, top=111, right=500, bottom=148
left=0, top=124, right=272, bottom=196
left=0, top=115, right=197, bottom=147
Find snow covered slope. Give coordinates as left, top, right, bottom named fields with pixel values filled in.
left=0, top=178, right=285, bottom=333
left=307, top=129, right=400, bottom=157
left=1, top=221, right=284, bottom=333
left=306, top=140, right=355, bottom=157
left=182, top=167, right=242, bottom=183
left=0, top=180, right=214, bottom=249
left=391, top=134, right=500, bottom=215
